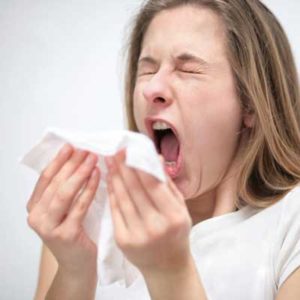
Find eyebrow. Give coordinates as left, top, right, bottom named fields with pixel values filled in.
left=137, top=52, right=209, bottom=67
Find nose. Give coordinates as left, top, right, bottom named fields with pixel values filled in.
left=142, top=71, right=173, bottom=107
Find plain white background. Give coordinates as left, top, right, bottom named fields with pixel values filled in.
left=0, top=1, right=299, bottom=299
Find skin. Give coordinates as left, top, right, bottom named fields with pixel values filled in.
left=103, top=5, right=253, bottom=298
left=133, top=5, right=254, bottom=224
left=27, top=146, right=100, bottom=300
left=27, top=6, right=246, bottom=276
left=29, top=5, right=300, bottom=300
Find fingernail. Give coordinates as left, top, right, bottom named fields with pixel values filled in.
left=116, top=148, right=126, bottom=161
left=106, top=171, right=111, bottom=182
left=61, top=143, right=72, bottom=155
left=106, top=176, right=112, bottom=193
left=105, top=156, right=113, bottom=169
left=91, top=168, right=98, bottom=179
left=84, top=153, right=96, bottom=165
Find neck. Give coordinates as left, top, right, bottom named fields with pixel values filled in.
left=186, top=189, right=216, bottom=226
left=186, top=175, right=239, bottom=226
left=185, top=130, right=248, bottom=226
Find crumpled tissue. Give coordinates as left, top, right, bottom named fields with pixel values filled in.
left=19, top=127, right=167, bottom=288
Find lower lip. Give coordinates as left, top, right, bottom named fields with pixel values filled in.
left=164, top=147, right=183, bottom=179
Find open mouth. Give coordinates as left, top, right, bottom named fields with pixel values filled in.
left=152, top=126, right=183, bottom=178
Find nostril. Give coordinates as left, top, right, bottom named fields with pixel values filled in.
left=154, top=97, right=165, bottom=103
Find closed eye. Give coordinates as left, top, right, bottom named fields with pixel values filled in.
left=137, top=69, right=203, bottom=76
left=139, top=72, right=155, bottom=76
left=180, top=69, right=202, bottom=74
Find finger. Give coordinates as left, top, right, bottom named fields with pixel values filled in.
left=106, top=154, right=143, bottom=232
left=27, top=143, right=74, bottom=213
left=46, top=153, right=99, bottom=228
left=133, top=160, right=183, bottom=216
left=69, top=178, right=89, bottom=212
left=106, top=176, right=129, bottom=242
left=37, top=148, right=89, bottom=212
left=113, top=150, right=159, bottom=220
left=64, top=166, right=101, bottom=227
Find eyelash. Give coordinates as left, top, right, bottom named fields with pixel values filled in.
left=181, top=70, right=201, bottom=74
left=138, top=72, right=154, bottom=76
left=138, top=70, right=201, bottom=76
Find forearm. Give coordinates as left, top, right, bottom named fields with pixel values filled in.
left=45, top=267, right=97, bottom=300
left=143, top=257, right=208, bottom=300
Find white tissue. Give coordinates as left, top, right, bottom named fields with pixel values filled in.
left=19, top=127, right=166, bottom=288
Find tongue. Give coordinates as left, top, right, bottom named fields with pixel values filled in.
left=160, top=131, right=180, bottom=162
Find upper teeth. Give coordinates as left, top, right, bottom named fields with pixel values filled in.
left=152, top=121, right=171, bottom=130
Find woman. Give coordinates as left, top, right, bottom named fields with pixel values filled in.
left=27, top=0, right=300, bottom=299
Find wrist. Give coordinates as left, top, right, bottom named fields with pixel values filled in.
left=141, top=253, right=196, bottom=278
left=142, top=254, right=197, bottom=281
left=45, top=267, right=98, bottom=300
left=141, top=256, right=207, bottom=300
left=57, top=265, right=97, bottom=286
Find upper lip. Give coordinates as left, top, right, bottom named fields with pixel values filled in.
left=144, top=117, right=181, bottom=151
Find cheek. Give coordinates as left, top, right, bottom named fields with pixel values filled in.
left=133, top=86, right=145, bottom=130
left=188, top=79, right=242, bottom=132
left=187, top=90, right=242, bottom=157
left=181, top=87, right=242, bottom=195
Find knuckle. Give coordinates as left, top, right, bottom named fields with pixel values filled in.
left=41, top=169, right=53, bottom=182
left=134, top=235, right=148, bottom=248
left=60, top=232, right=73, bottom=243
left=121, top=231, right=147, bottom=248
left=27, top=214, right=38, bottom=229
left=40, top=168, right=51, bottom=181
left=49, top=200, right=63, bottom=215
left=84, top=183, right=94, bottom=194
left=41, top=230, right=53, bottom=242
left=55, top=186, right=72, bottom=202
left=124, top=177, right=135, bottom=189
left=146, top=224, right=166, bottom=240
left=116, top=235, right=130, bottom=249
left=51, top=176, right=62, bottom=188
left=36, top=224, right=52, bottom=241
left=52, top=231, right=69, bottom=243
left=169, top=214, right=187, bottom=231
left=146, top=215, right=166, bottom=237
left=120, top=200, right=134, bottom=215
left=50, top=230, right=63, bottom=241
left=146, top=178, right=159, bottom=191
left=73, top=150, right=88, bottom=163
left=147, top=229, right=163, bottom=241
left=26, top=201, right=33, bottom=213
left=60, top=226, right=79, bottom=243
left=75, top=199, right=88, bottom=213
left=76, top=164, right=92, bottom=177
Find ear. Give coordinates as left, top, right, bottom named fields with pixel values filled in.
left=242, top=108, right=256, bottom=129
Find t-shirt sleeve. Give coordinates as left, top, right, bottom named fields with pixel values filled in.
left=274, top=187, right=300, bottom=290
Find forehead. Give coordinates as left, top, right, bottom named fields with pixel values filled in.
left=140, top=5, right=227, bottom=63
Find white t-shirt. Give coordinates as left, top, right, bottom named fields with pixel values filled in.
left=96, top=186, right=300, bottom=300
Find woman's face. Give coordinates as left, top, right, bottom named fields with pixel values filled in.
left=133, top=5, right=244, bottom=200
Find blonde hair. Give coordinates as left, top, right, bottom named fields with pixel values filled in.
left=122, top=0, right=300, bottom=209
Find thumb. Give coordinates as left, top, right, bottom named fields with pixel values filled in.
left=158, top=154, right=165, bottom=164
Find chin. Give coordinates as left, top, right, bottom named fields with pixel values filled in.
left=172, top=177, right=193, bottom=200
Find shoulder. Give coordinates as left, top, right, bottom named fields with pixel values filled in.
left=273, top=186, right=300, bottom=291
left=259, top=186, right=300, bottom=229
left=276, top=186, right=300, bottom=234
left=281, top=186, right=300, bottom=212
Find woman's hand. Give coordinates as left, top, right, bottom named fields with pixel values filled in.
left=104, top=149, right=193, bottom=276
left=26, top=144, right=101, bottom=276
